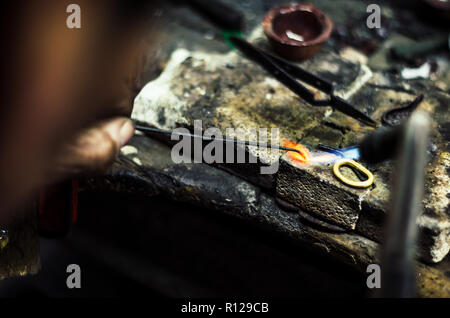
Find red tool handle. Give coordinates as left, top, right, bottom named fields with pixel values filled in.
left=38, top=179, right=78, bottom=238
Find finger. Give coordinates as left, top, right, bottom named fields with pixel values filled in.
left=49, top=117, right=135, bottom=182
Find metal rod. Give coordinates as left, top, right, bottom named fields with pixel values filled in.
left=380, top=111, right=430, bottom=298
left=134, top=125, right=302, bottom=154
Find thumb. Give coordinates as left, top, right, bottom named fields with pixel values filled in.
left=49, top=117, right=135, bottom=182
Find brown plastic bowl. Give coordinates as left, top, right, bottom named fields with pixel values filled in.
left=262, top=3, right=333, bottom=61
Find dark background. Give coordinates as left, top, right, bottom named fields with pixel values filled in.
left=0, top=193, right=366, bottom=297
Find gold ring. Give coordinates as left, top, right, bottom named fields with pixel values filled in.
left=333, top=159, right=374, bottom=188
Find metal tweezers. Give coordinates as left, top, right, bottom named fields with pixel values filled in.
left=229, top=36, right=377, bottom=127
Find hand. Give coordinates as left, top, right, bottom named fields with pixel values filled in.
left=0, top=0, right=153, bottom=221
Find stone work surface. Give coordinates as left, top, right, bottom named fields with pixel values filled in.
left=0, top=204, right=40, bottom=279
left=82, top=136, right=450, bottom=297
left=132, top=38, right=450, bottom=263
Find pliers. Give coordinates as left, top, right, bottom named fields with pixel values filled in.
left=229, top=36, right=377, bottom=127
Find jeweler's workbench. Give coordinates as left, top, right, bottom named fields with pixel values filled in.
left=2, top=0, right=449, bottom=296
left=103, top=0, right=450, bottom=296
